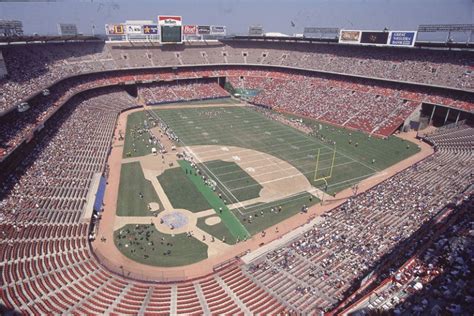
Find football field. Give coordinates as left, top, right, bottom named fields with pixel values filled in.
left=154, top=105, right=382, bottom=199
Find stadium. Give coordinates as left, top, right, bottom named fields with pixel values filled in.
left=0, top=2, right=473, bottom=315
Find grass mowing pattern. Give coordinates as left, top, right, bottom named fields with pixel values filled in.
left=117, top=162, right=162, bottom=216
left=122, top=111, right=154, bottom=158
left=179, top=160, right=250, bottom=239
left=154, top=106, right=419, bottom=194
left=232, top=192, right=319, bottom=236
left=158, top=166, right=211, bottom=212
left=196, top=216, right=237, bottom=245
left=199, top=160, right=262, bottom=204
left=114, top=224, right=208, bottom=267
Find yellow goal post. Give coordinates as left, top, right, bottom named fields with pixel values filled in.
left=313, top=145, right=337, bottom=190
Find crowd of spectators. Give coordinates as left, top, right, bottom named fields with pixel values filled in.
left=139, top=80, right=228, bottom=105
left=0, top=42, right=115, bottom=112
left=345, top=190, right=473, bottom=315
left=232, top=75, right=417, bottom=136
left=1, top=41, right=472, bottom=113
left=228, top=73, right=473, bottom=136
left=0, top=88, right=134, bottom=225
left=245, top=124, right=473, bottom=314
left=114, top=41, right=473, bottom=91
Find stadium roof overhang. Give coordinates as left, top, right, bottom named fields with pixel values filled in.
left=223, top=35, right=474, bottom=50
left=222, top=35, right=338, bottom=44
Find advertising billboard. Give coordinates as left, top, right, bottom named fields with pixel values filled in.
left=183, top=25, right=197, bottom=35
left=158, top=16, right=182, bottom=26
left=125, top=24, right=143, bottom=34
left=197, top=25, right=211, bottom=35
left=210, top=25, right=226, bottom=35
left=388, top=31, right=416, bottom=47
left=105, top=24, right=125, bottom=35
left=303, top=27, right=339, bottom=38
left=360, top=31, right=389, bottom=45
left=339, top=30, right=361, bottom=44
left=249, top=25, right=264, bottom=36
left=142, top=24, right=158, bottom=35
left=57, top=23, right=78, bottom=36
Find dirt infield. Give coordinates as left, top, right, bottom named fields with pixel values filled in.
left=91, top=105, right=434, bottom=281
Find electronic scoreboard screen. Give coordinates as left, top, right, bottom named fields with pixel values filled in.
left=161, top=25, right=182, bottom=43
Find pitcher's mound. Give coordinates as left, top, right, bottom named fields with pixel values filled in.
left=205, top=216, right=221, bottom=226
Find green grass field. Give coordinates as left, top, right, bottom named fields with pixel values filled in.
left=122, top=111, right=155, bottom=159
left=158, top=166, right=211, bottom=212
left=199, top=160, right=262, bottom=204
left=179, top=160, right=250, bottom=240
left=117, top=162, right=162, bottom=216
left=232, top=192, right=319, bottom=235
left=154, top=106, right=419, bottom=194
left=196, top=215, right=237, bottom=245
left=284, top=112, right=420, bottom=171
left=114, top=224, right=208, bottom=267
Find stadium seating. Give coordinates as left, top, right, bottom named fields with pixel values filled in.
left=139, top=80, right=228, bottom=105
left=1, top=40, right=473, bottom=314
left=1, top=41, right=473, bottom=114
left=347, top=191, right=473, bottom=315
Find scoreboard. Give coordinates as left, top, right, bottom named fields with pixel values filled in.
left=158, top=16, right=182, bottom=43
left=161, top=25, right=182, bottom=43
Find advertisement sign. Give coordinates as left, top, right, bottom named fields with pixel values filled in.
left=360, top=31, right=389, bottom=45
left=249, top=25, right=264, bottom=36
left=339, top=30, right=361, bottom=44
left=57, top=23, right=78, bottom=36
left=389, top=31, right=416, bottom=47
left=126, top=24, right=143, bottom=34
left=142, top=24, right=158, bottom=34
left=105, top=24, right=125, bottom=35
left=210, top=25, right=226, bottom=35
left=303, top=27, right=339, bottom=38
left=183, top=25, right=197, bottom=35
left=158, top=16, right=182, bottom=26
left=197, top=25, right=211, bottom=35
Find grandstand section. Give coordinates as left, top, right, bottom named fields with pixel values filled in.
left=1, top=32, right=473, bottom=316
left=0, top=41, right=473, bottom=116
left=0, top=51, right=6, bottom=79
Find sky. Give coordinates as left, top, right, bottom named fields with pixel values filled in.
left=0, top=0, right=472, bottom=40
